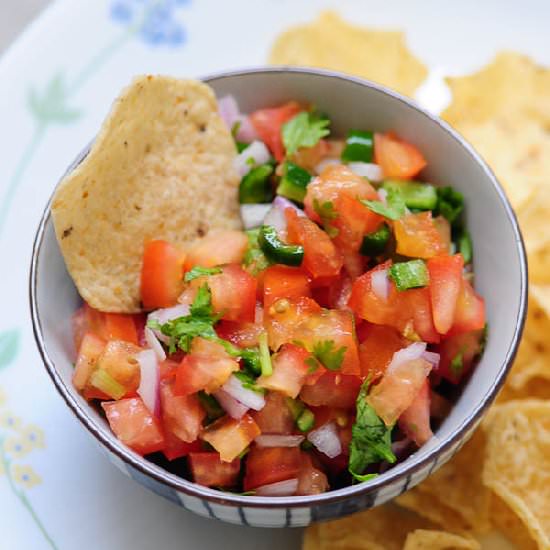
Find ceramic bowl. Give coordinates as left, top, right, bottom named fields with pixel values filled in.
left=30, top=67, right=527, bottom=528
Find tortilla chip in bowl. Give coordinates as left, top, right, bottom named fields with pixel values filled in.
left=30, top=68, right=526, bottom=527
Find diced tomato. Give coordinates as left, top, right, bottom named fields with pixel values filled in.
left=249, top=101, right=302, bottom=161
left=367, top=358, right=431, bottom=425
left=216, top=320, right=262, bottom=348
left=358, top=325, right=404, bottom=381
left=404, top=288, right=440, bottom=344
left=265, top=296, right=322, bottom=351
left=96, top=340, right=142, bottom=395
left=430, top=389, right=452, bottom=418
left=82, top=387, right=112, bottom=401
left=447, top=279, right=486, bottom=336
left=427, top=254, right=464, bottom=334
left=312, top=272, right=353, bottom=310
left=394, top=212, right=448, bottom=259
left=349, top=261, right=400, bottom=327
left=159, top=359, right=179, bottom=381
left=374, top=132, right=427, bottom=179
left=263, top=265, right=311, bottom=309
left=163, top=431, right=202, bottom=461
left=250, top=391, right=295, bottom=434
left=296, top=452, right=329, bottom=495
left=300, top=372, right=361, bottom=409
left=206, top=264, right=257, bottom=322
left=433, top=216, right=451, bottom=253
left=75, top=304, right=140, bottom=346
left=304, top=164, right=378, bottom=223
left=286, top=208, right=343, bottom=280
left=333, top=193, right=383, bottom=254
left=200, top=414, right=260, bottom=462
left=439, top=329, right=484, bottom=384
left=291, top=139, right=329, bottom=171
left=141, top=240, right=185, bottom=309
left=188, top=452, right=241, bottom=487
left=243, top=446, right=301, bottom=491
left=73, top=332, right=106, bottom=391
left=398, top=378, right=433, bottom=446
left=174, top=337, right=238, bottom=396
left=265, top=297, right=359, bottom=375
left=102, top=397, right=165, bottom=455
left=184, top=230, right=248, bottom=270
left=160, top=380, right=205, bottom=443
left=258, top=343, right=311, bottom=398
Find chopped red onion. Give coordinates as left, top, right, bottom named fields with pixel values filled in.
left=147, top=304, right=190, bottom=343
left=240, top=204, right=271, bottom=230
left=273, top=196, right=306, bottom=216
left=347, top=162, right=383, bottom=182
left=387, top=342, right=427, bottom=374
left=136, top=349, right=160, bottom=416
left=263, top=196, right=305, bottom=232
left=391, top=437, right=413, bottom=457
left=421, top=351, right=440, bottom=370
left=218, top=94, right=258, bottom=142
left=255, top=478, right=299, bottom=496
left=144, top=327, right=166, bottom=362
left=255, top=434, right=304, bottom=448
left=233, top=140, right=271, bottom=177
left=378, top=188, right=388, bottom=203
left=222, top=375, right=266, bottom=411
left=307, top=422, right=342, bottom=458
left=214, top=389, right=249, bottom=419
left=371, top=268, right=390, bottom=301
left=314, top=158, right=340, bottom=174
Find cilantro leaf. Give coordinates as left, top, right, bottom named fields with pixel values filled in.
left=435, top=186, right=464, bottom=226
left=148, top=284, right=219, bottom=353
left=313, top=198, right=339, bottom=238
left=234, top=371, right=266, bottom=394
left=450, top=352, right=464, bottom=378
left=349, top=379, right=396, bottom=482
left=282, top=112, right=330, bottom=156
left=184, top=266, right=222, bottom=282
left=310, top=340, right=346, bottom=371
left=361, top=187, right=407, bottom=221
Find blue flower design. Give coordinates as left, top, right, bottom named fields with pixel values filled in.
left=110, top=0, right=190, bottom=46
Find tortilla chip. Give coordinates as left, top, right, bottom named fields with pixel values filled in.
left=303, top=503, right=436, bottom=550
left=407, top=430, right=491, bottom=533
left=443, top=51, right=550, bottom=128
left=269, top=11, right=427, bottom=97
left=517, top=187, right=550, bottom=256
left=395, top=488, right=471, bottom=535
left=489, top=493, right=538, bottom=550
left=52, top=76, right=241, bottom=312
left=529, top=245, right=550, bottom=285
left=447, top=114, right=550, bottom=210
left=403, top=529, right=480, bottom=550
left=482, top=399, right=550, bottom=549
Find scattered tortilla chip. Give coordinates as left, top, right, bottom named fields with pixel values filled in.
left=443, top=52, right=550, bottom=128
left=447, top=114, right=550, bottom=210
left=403, top=529, right=480, bottom=550
left=407, top=430, right=491, bottom=533
left=517, top=186, right=550, bottom=256
left=303, top=503, right=436, bottom=550
left=396, top=487, right=471, bottom=535
left=52, top=76, right=240, bottom=312
left=489, top=493, right=538, bottom=550
left=482, top=400, right=550, bottom=549
left=269, top=11, right=427, bottom=97
left=529, top=245, right=550, bottom=285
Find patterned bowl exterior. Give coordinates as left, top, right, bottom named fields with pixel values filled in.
left=30, top=67, right=527, bottom=528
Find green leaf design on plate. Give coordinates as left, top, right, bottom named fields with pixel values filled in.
left=28, top=74, right=81, bottom=124
left=0, top=329, right=20, bottom=369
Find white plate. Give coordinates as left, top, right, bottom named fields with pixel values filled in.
left=0, top=1, right=548, bottom=548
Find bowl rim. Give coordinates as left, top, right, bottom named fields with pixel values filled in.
left=29, top=65, right=528, bottom=510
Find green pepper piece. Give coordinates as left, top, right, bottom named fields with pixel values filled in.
left=239, top=164, right=274, bottom=204
left=276, top=162, right=312, bottom=203
left=258, top=225, right=304, bottom=266
left=341, top=130, right=374, bottom=163
left=458, top=230, right=473, bottom=264
left=382, top=179, right=438, bottom=210
left=296, top=409, right=315, bottom=432
left=360, top=223, right=391, bottom=256
left=236, top=141, right=249, bottom=153
left=388, top=259, right=429, bottom=291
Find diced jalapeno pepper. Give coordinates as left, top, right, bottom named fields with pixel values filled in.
left=341, top=130, right=374, bottom=163
left=382, top=180, right=438, bottom=210
left=276, top=162, right=312, bottom=203
left=360, top=223, right=391, bottom=257
left=239, top=164, right=274, bottom=204
left=258, top=225, right=304, bottom=266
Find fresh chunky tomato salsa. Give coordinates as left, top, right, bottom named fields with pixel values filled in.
left=71, top=97, right=486, bottom=496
